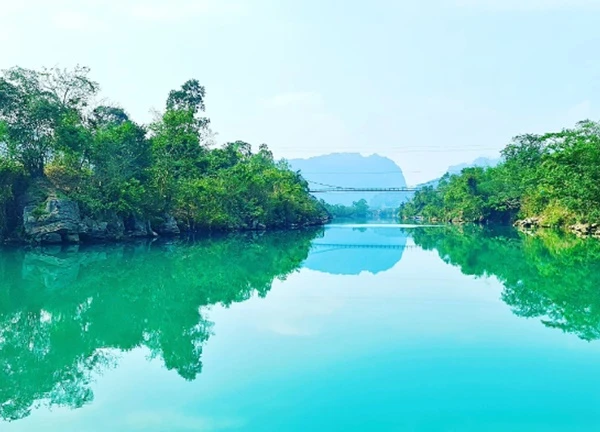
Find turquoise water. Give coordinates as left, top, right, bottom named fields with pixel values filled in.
left=2, top=224, right=600, bottom=431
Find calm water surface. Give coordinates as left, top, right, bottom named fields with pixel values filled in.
left=3, top=224, right=600, bottom=431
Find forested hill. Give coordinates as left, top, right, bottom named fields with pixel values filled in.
left=288, top=153, right=407, bottom=208
left=0, top=66, right=328, bottom=244
left=400, top=120, right=600, bottom=233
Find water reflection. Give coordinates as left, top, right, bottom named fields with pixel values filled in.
left=0, top=229, right=320, bottom=421
left=411, top=226, right=600, bottom=341
left=4, top=224, right=600, bottom=425
left=303, top=225, right=409, bottom=275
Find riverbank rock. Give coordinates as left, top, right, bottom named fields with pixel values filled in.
left=124, top=216, right=157, bottom=238
left=79, top=213, right=125, bottom=242
left=569, top=223, right=600, bottom=238
left=252, top=221, right=267, bottom=231
left=514, top=217, right=541, bottom=229
left=23, top=199, right=82, bottom=244
left=156, top=214, right=181, bottom=236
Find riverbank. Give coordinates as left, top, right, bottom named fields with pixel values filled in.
left=401, top=215, right=600, bottom=241
left=398, top=121, right=600, bottom=234
left=5, top=195, right=330, bottom=245
left=514, top=217, right=600, bottom=239
left=0, top=66, right=329, bottom=244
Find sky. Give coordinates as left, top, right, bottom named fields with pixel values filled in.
left=1, top=0, right=600, bottom=184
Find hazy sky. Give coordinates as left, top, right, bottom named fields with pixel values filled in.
left=1, top=0, right=599, bottom=184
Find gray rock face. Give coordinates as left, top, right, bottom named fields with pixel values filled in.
left=23, top=199, right=81, bottom=244
left=514, top=217, right=541, bottom=229
left=40, top=233, right=63, bottom=244
left=156, top=214, right=180, bottom=236
left=125, top=216, right=157, bottom=238
left=80, top=213, right=125, bottom=241
left=249, top=220, right=267, bottom=231
left=569, top=223, right=600, bottom=238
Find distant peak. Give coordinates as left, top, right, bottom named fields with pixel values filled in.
left=289, top=152, right=391, bottom=162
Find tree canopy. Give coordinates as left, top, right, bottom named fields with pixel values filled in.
left=399, top=120, right=600, bottom=227
left=0, top=66, right=327, bottom=238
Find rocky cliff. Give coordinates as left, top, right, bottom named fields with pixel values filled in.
left=21, top=196, right=180, bottom=244
left=18, top=196, right=326, bottom=244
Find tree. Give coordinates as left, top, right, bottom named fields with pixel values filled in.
left=167, top=79, right=206, bottom=114
left=88, top=105, right=129, bottom=129
left=353, top=199, right=369, bottom=218
left=399, top=120, right=600, bottom=226
left=0, top=65, right=328, bottom=236
left=0, top=66, right=98, bottom=176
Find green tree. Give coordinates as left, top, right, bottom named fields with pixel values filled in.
left=399, top=120, right=600, bottom=228
left=0, top=66, right=98, bottom=177
left=0, top=66, right=328, bottom=237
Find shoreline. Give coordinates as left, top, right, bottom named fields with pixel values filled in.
left=402, top=216, right=600, bottom=239
left=2, top=220, right=330, bottom=246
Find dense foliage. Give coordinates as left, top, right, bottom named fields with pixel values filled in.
left=411, top=225, right=600, bottom=341
left=320, top=198, right=370, bottom=219
left=0, top=229, right=320, bottom=421
left=0, top=66, right=325, bottom=236
left=400, top=120, right=600, bottom=226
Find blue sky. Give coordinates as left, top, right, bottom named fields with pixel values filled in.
left=1, top=0, right=599, bottom=183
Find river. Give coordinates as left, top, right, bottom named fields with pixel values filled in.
left=2, top=223, right=600, bottom=431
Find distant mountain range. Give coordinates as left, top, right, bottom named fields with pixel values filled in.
left=288, top=153, right=500, bottom=208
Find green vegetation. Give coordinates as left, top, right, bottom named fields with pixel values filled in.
left=319, top=199, right=398, bottom=220
left=400, top=121, right=600, bottom=227
left=0, top=229, right=319, bottom=421
left=320, top=198, right=370, bottom=219
left=411, top=225, right=600, bottom=341
left=0, top=66, right=326, bottom=238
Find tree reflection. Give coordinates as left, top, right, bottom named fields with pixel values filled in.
left=0, top=229, right=320, bottom=421
left=411, top=226, right=600, bottom=341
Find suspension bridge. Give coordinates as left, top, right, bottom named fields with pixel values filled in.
left=307, top=180, right=419, bottom=194
left=311, top=243, right=418, bottom=250
left=310, top=187, right=419, bottom=193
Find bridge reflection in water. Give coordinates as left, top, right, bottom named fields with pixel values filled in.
left=309, top=187, right=418, bottom=193
left=303, top=224, right=412, bottom=275
left=312, top=243, right=419, bottom=250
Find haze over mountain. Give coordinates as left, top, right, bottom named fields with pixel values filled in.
left=288, top=153, right=502, bottom=208
left=447, top=157, right=500, bottom=175
left=417, top=157, right=501, bottom=189
left=288, top=153, right=408, bottom=208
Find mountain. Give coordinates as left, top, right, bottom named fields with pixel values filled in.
left=288, top=153, right=408, bottom=207
left=447, top=157, right=500, bottom=175
left=417, top=157, right=501, bottom=189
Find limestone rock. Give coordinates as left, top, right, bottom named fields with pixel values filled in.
left=569, top=223, right=594, bottom=237
left=23, top=199, right=81, bottom=244
left=40, top=233, right=63, bottom=244
left=514, top=217, right=541, bottom=229
left=156, top=214, right=180, bottom=236
left=80, top=213, right=125, bottom=241
left=249, top=220, right=267, bottom=231
left=125, top=216, right=156, bottom=238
